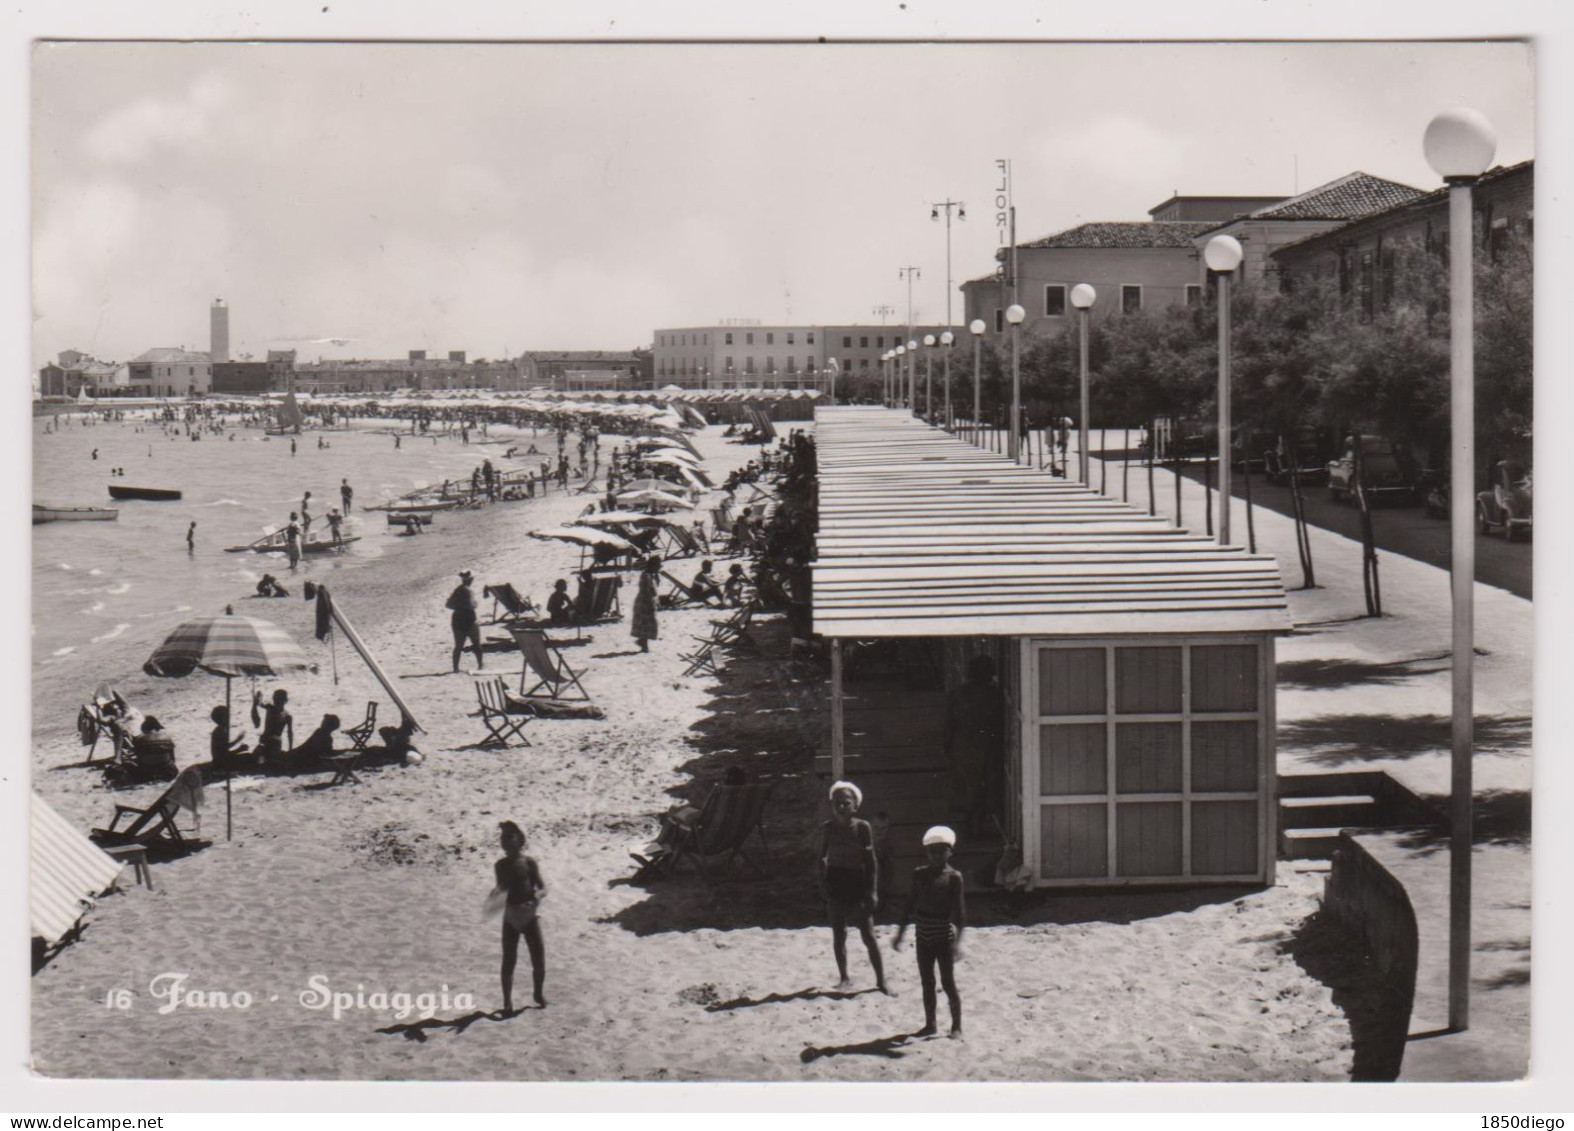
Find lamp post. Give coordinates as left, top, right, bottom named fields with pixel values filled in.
left=827, top=356, right=839, bottom=405
left=970, top=318, right=985, bottom=444
left=881, top=351, right=890, bottom=403
left=941, top=330, right=955, bottom=430
left=1204, top=234, right=1244, bottom=544
left=895, top=345, right=907, bottom=408
left=1070, top=283, right=1096, bottom=485
left=1425, top=105, right=1496, bottom=1035
left=907, top=338, right=919, bottom=416
left=1005, top=304, right=1025, bottom=461
left=923, top=334, right=936, bottom=422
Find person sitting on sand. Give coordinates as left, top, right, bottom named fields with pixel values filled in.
left=819, top=781, right=889, bottom=994
left=253, top=688, right=294, bottom=764
left=632, top=767, right=745, bottom=872
left=377, top=712, right=420, bottom=761
left=723, top=563, right=750, bottom=608
left=546, top=579, right=576, bottom=627
left=485, top=820, right=547, bottom=1013
left=255, top=573, right=289, bottom=598
left=893, top=826, right=966, bottom=1038
left=209, top=705, right=252, bottom=772
left=109, top=715, right=178, bottom=787
left=689, top=559, right=724, bottom=606
left=281, top=713, right=340, bottom=765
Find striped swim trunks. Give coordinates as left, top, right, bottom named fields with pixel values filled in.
left=914, top=916, right=955, bottom=946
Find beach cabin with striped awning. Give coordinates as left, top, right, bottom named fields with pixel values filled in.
left=812, top=406, right=1291, bottom=890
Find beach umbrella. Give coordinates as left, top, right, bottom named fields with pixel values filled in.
left=143, top=607, right=315, bottom=839
left=619, top=477, right=695, bottom=498
left=529, top=527, right=639, bottom=552
left=643, top=450, right=702, bottom=469
left=617, top=488, right=694, bottom=512
left=575, top=510, right=665, bottom=527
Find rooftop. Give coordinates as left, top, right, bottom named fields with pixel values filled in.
left=811, top=407, right=1291, bottom=638
left=1015, top=220, right=1218, bottom=251
left=1202, top=171, right=1424, bottom=231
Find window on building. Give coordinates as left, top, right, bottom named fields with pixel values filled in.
left=806, top=356, right=814, bottom=371
left=725, top=332, right=733, bottom=345
left=1380, top=246, right=1398, bottom=309
left=745, top=357, right=755, bottom=373
left=746, top=333, right=754, bottom=345
left=843, top=336, right=852, bottom=348
left=807, top=332, right=815, bottom=345
left=1121, top=286, right=1142, bottom=314
left=1044, top=285, right=1067, bottom=317
left=786, top=357, right=796, bottom=373
left=787, top=332, right=795, bottom=345
left=766, top=357, right=776, bottom=374
left=860, top=335, right=869, bottom=348
left=725, top=356, right=733, bottom=372
left=994, top=308, right=1004, bottom=333
left=1490, top=217, right=1511, bottom=262
left=766, top=332, right=774, bottom=345
left=1185, top=284, right=1202, bottom=307
left=1359, top=251, right=1375, bottom=318
left=876, top=336, right=885, bottom=348
left=1032, top=641, right=1265, bottom=881
left=860, top=358, right=869, bottom=369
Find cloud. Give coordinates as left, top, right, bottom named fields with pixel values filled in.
left=80, top=71, right=232, bottom=165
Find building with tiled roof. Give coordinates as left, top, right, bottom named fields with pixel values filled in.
left=1018, top=221, right=1220, bottom=251
left=127, top=347, right=212, bottom=396
left=1190, top=171, right=1425, bottom=288
left=1270, top=162, right=1532, bottom=311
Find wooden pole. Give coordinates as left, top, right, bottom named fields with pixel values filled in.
left=830, top=639, right=845, bottom=780
left=224, top=675, right=233, bottom=842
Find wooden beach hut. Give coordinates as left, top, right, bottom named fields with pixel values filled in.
left=812, top=407, right=1291, bottom=889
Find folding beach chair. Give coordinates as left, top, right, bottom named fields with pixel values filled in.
left=575, top=573, right=621, bottom=623
left=679, top=635, right=721, bottom=678
left=709, top=601, right=758, bottom=647
left=93, top=765, right=207, bottom=853
left=483, top=583, right=537, bottom=625
left=507, top=627, right=592, bottom=702
left=660, top=522, right=702, bottom=561
left=661, top=570, right=723, bottom=609
left=666, top=781, right=776, bottom=879
left=342, top=701, right=378, bottom=754
left=474, top=677, right=532, bottom=747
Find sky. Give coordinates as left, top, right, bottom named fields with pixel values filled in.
left=31, top=40, right=1534, bottom=369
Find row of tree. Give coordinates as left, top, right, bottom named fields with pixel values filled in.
left=841, top=234, right=1532, bottom=473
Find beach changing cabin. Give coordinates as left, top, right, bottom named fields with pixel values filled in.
left=812, top=407, right=1291, bottom=889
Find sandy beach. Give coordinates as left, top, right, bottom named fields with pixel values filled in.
left=33, top=421, right=1381, bottom=1082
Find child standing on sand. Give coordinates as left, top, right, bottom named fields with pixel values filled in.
left=893, top=825, right=965, bottom=1038
left=485, top=821, right=547, bottom=1013
left=819, top=781, right=889, bottom=994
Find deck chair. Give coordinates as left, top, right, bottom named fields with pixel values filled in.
left=661, top=570, right=723, bottom=609
left=483, top=583, right=536, bottom=625
left=679, top=635, right=721, bottom=678
left=343, top=701, right=378, bottom=753
left=667, top=781, right=776, bottom=879
left=93, top=765, right=206, bottom=851
left=709, top=601, right=758, bottom=646
left=661, top=523, right=702, bottom=560
left=710, top=503, right=734, bottom=537
left=475, top=677, right=532, bottom=747
left=508, top=627, right=592, bottom=701
left=575, top=573, right=622, bottom=623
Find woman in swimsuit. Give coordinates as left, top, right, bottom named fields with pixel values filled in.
left=488, top=820, right=547, bottom=1013
left=819, top=781, right=889, bottom=994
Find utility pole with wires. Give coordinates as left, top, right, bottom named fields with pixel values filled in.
left=898, top=266, right=922, bottom=411
left=872, top=304, right=896, bottom=324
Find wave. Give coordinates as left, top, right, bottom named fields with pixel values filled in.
left=52, top=645, right=75, bottom=657
left=80, top=600, right=105, bottom=614
left=58, top=563, right=73, bottom=571
left=106, top=582, right=131, bottom=595
left=89, top=568, right=104, bottom=576
left=199, top=498, right=244, bottom=507
left=91, top=623, right=131, bottom=643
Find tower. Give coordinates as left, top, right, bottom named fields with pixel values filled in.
left=210, top=298, right=230, bottom=363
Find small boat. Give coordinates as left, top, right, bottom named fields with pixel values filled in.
left=225, top=534, right=361, bottom=555
left=108, top=485, right=182, bottom=501
left=363, top=499, right=459, bottom=513
left=387, top=511, right=435, bottom=526
left=34, top=504, right=119, bottom=524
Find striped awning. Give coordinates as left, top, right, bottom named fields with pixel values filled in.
left=31, top=794, right=125, bottom=945
left=811, top=407, right=1290, bottom=638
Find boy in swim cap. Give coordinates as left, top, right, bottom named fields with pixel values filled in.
left=819, top=781, right=889, bottom=994
left=893, top=825, right=965, bottom=1038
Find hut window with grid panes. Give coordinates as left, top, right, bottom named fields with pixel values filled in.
left=1029, top=638, right=1266, bottom=884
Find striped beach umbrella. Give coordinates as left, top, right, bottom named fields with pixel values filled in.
left=144, top=610, right=313, bottom=679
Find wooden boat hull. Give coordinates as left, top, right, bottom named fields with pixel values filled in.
left=364, top=500, right=457, bottom=513
left=34, top=505, right=119, bottom=524
left=225, top=537, right=361, bottom=555
left=387, top=512, right=435, bottom=526
left=108, top=485, right=182, bottom=501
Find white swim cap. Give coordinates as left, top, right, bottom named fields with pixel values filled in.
left=828, top=780, right=863, bottom=808
left=922, top=825, right=957, bottom=847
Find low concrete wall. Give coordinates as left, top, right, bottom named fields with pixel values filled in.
left=1323, top=832, right=1420, bottom=1079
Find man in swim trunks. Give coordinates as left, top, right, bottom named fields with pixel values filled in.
left=893, top=825, right=966, bottom=1038
left=819, top=781, right=889, bottom=994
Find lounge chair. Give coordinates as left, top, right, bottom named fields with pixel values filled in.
left=661, top=570, right=723, bottom=609
left=708, top=601, right=758, bottom=647
left=343, top=701, right=378, bottom=754
left=660, top=522, right=703, bottom=560
left=679, top=635, right=721, bottom=678
left=92, top=765, right=207, bottom=853
left=575, top=573, right=622, bottom=623
left=507, top=626, right=592, bottom=702
left=77, top=704, right=132, bottom=765
left=475, top=677, right=532, bottom=747
left=666, top=781, right=776, bottom=879
left=483, top=583, right=537, bottom=625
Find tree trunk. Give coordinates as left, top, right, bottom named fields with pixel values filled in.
left=1353, top=441, right=1382, bottom=616
left=1242, top=453, right=1257, bottom=554
left=1204, top=444, right=1214, bottom=538
left=1285, top=439, right=1316, bottom=589
left=1122, top=426, right=1131, bottom=503
left=1147, top=419, right=1156, bottom=517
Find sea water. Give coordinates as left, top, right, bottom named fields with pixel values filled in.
left=31, top=412, right=541, bottom=706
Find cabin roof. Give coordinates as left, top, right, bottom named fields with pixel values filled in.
left=811, top=407, right=1291, bottom=638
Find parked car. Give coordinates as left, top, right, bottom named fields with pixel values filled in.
left=1326, top=435, right=1421, bottom=504
left=1476, top=460, right=1533, bottom=541
left=1262, top=429, right=1333, bottom=486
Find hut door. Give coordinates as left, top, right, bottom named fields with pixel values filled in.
left=1023, top=637, right=1272, bottom=887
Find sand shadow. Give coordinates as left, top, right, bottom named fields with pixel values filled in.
left=1276, top=653, right=1450, bottom=690
left=973, top=884, right=1262, bottom=928
left=704, top=986, right=878, bottom=1012
left=1476, top=966, right=1530, bottom=991
left=376, top=1007, right=538, bottom=1042
left=592, top=649, right=647, bottom=659
left=1388, top=790, right=1530, bottom=852
left=799, top=1030, right=931, bottom=1063
left=1278, top=714, right=1531, bottom=766
left=1287, top=909, right=1408, bottom=1081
